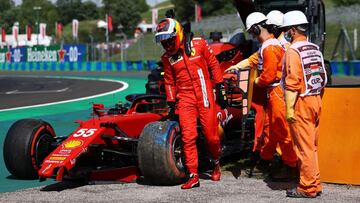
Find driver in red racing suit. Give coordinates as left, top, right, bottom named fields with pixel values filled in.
left=155, top=18, right=228, bottom=189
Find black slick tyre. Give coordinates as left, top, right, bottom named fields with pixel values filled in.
left=3, top=119, right=56, bottom=179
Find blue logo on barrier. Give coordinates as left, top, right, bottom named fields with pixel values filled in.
left=63, top=45, right=86, bottom=62
left=0, top=47, right=27, bottom=63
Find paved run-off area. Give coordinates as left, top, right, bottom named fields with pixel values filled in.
left=0, top=174, right=359, bottom=202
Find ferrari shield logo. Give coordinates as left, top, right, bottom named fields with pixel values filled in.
left=169, top=55, right=183, bottom=65
left=191, top=48, right=196, bottom=56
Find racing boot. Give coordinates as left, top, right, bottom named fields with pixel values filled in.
left=270, top=165, right=299, bottom=182
left=211, top=160, right=221, bottom=181
left=181, top=173, right=200, bottom=189
left=286, top=188, right=316, bottom=198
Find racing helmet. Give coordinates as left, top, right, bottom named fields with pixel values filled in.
left=155, top=18, right=184, bottom=55
left=282, top=10, right=308, bottom=28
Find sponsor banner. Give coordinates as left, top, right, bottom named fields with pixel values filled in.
left=56, top=22, right=63, bottom=39
left=62, top=139, right=83, bottom=149
left=26, top=25, right=32, bottom=41
left=27, top=45, right=59, bottom=62
left=0, top=44, right=86, bottom=63
left=12, top=26, right=19, bottom=42
left=72, top=19, right=79, bottom=39
left=39, top=23, right=47, bottom=39
left=0, top=47, right=26, bottom=63
left=48, top=156, right=66, bottom=161
left=107, top=15, right=113, bottom=32
left=1, top=27, right=5, bottom=42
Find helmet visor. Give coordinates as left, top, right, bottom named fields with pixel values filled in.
left=160, top=37, right=176, bottom=52
left=155, top=33, right=176, bottom=43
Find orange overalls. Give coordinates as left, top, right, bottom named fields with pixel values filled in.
left=247, top=33, right=291, bottom=152
left=255, top=36, right=297, bottom=167
left=247, top=52, right=267, bottom=152
left=284, top=36, right=327, bottom=196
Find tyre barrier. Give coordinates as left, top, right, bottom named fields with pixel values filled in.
left=0, top=60, right=158, bottom=72
left=1, top=60, right=359, bottom=76
left=330, top=60, right=360, bottom=76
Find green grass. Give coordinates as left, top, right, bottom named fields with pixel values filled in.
left=61, top=20, right=107, bottom=44
left=111, top=33, right=164, bottom=61
left=109, top=1, right=173, bottom=61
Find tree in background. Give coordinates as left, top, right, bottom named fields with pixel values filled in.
left=0, top=0, right=16, bottom=32
left=80, top=1, right=100, bottom=20
left=102, top=0, right=142, bottom=36
left=56, top=0, right=99, bottom=25
left=195, top=0, right=236, bottom=17
left=0, top=0, right=14, bottom=11
left=171, top=0, right=236, bottom=22
left=18, top=0, right=58, bottom=36
left=135, top=0, right=150, bottom=13
left=171, top=0, right=195, bottom=21
left=56, top=0, right=81, bottom=25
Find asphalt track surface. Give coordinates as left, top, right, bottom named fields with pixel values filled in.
left=0, top=76, right=125, bottom=110
left=0, top=72, right=360, bottom=202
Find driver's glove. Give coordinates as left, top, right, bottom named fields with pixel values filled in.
left=215, top=83, right=228, bottom=109
left=167, top=102, right=176, bottom=121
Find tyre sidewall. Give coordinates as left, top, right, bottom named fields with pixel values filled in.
left=3, top=119, right=55, bottom=179
left=138, top=121, right=185, bottom=185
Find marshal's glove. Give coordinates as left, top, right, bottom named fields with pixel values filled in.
left=167, top=102, right=176, bottom=121
left=224, top=59, right=250, bottom=73
left=216, top=83, right=228, bottom=109
left=285, top=90, right=298, bottom=123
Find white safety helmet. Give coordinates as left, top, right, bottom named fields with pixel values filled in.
left=282, top=10, right=308, bottom=28
left=245, top=12, right=267, bottom=31
left=266, top=10, right=284, bottom=26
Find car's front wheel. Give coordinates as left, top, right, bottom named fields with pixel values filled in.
left=3, top=119, right=56, bottom=179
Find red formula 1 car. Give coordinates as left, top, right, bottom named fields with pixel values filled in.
left=3, top=94, right=170, bottom=183
left=3, top=71, right=255, bottom=186
left=3, top=38, right=256, bottom=185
